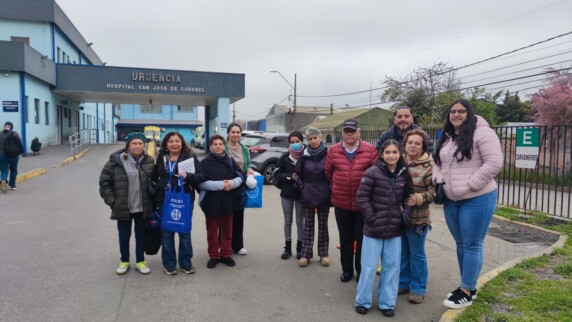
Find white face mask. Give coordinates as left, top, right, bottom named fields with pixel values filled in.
left=4, top=126, right=11, bottom=131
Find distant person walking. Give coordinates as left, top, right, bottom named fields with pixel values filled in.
left=0, top=121, right=24, bottom=192
left=152, top=132, right=206, bottom=275
left=99, top=132, right=155, bottom=275
left=325, top=118, right=377, bottom=282
left=398, top=129, right=435, bottom=304
left=225, top=122, right=254, bottom=256
left=375, top=106, right=434, bottom=154
left=434, top=99, right=502, bottom=309
left=296, top=128, right=331, bottom=268
left=274, top=131, right=305, bottom=260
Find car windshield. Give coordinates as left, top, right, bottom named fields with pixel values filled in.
left=241, top=136, right=265, bottom=147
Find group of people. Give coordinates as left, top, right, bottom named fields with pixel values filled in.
left=0, top=121, right=24, bottom=193
left=275, top=99, right=502, bottom=317
left=99, top=99, right=502, bottom=317
left=99, top=122, right=252, bottom=276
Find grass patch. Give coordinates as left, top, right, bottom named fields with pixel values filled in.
left=456, top=207, right=572, bottom=321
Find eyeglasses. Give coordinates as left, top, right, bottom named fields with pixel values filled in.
left=450, top=109, right=467, bottom=115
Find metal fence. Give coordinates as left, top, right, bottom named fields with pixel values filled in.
left=69, top=129, right=97, bottom=156
left=336, top=125, right=572, bottom=218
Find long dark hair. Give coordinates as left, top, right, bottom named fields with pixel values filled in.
left=434, top=99, right=477, bottom=165
left=227, top=122, right=242, bottom=134
left=379, top=139, right=408, bottom=171
left=159, top=132, right=192, bottom=156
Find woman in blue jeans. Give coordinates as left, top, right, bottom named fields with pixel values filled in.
left=152, top=132, right=206, bottom=275
left=433, top=99, right=503, bottom=309
left=99, top=132, right=155, bottom=275
left=399, top=129, right=435, bottom=304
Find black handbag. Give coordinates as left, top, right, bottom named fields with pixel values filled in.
left=434, top=182, right=445, bottom=205
left=144, top=210, right=162, bottom=255
left=140, top=166, right=157, bottom=197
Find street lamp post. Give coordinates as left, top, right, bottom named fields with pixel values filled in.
left=271, top=71, right=297, bottom=131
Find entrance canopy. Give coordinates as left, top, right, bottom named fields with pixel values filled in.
left=54, top=64, right=245, bottom=106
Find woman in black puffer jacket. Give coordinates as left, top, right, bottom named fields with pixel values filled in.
left=354, top=139, right=413, bottom=318
left=275, top=131, right=305, bottom=260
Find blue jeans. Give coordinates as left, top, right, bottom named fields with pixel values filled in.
left=399, top=225, right=429, bottom=296
left=444, top=190, right=497, bottom=291
left=0, top=154, right=19, bottom=187
left=161, top=231, right=193, bottom=269
left=355, top=235, right=401, bottom=310
left=117, top=212, right=145, bottom=263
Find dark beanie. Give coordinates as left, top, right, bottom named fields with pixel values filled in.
left=125, top=132, right=147, bottom=145
left=4, top=121, right=13, bottom=130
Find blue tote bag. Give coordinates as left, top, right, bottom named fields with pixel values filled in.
left=161, top=177, right=192, bottom=233
left=245, top=175, right=264, bottom=208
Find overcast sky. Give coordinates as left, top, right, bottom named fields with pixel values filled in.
left=56, top=0, right=572, bottom=121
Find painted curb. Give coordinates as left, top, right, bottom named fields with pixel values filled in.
left=56, top=146, right=93, bottom=168
left=439, top=215, right=567, bottom=322
left=15, top=168, right=48, bottom=184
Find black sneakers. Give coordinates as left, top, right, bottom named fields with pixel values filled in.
left=380, top=309, right=395, bottom=317
left=220, top=257, right=236, bottom=267
left=355, top=306, right=368, bottom=315
left=447, top=287, right=477, bottom=300
left=443, top=288, right=472, bottom=309
left=207, top=258, right=219, bottom=269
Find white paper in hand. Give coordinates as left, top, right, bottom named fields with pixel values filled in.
left=178, top=158, right=195, bottom=174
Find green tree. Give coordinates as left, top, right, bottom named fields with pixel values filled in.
left=381, top=62, right=461, bottom=127
left=467, top=87, right=502, bottom=126
left=497, top=91, right=532, bottom=123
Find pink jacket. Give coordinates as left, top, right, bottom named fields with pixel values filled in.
left=432, top=116, right=503, bottom=201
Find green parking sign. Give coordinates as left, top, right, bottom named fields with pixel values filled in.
left=515, top=128, right=539, bottom=169
left=516, top=128, right=539, bottom=147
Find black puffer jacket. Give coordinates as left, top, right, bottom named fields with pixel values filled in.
left=356, top=160, right=414, bottom=239
left=151, top=150, right=207, bottom=208
left=199, top=152, right=244, bottom=217
left=99, top=149, right=155, bottom=220
left=275, top=152, right=300, bottom=199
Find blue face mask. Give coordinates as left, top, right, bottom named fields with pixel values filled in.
left=290, top=143, right=303, bottom=151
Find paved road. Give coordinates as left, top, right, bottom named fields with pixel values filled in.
left=0, top=144, right=553, bottom=322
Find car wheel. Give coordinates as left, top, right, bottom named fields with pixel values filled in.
left=263, top=163, right=277, bottom=185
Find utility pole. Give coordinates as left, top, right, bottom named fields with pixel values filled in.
left=293, top=73, right=297, bottom=131
left=232, top=103, right=236, bottom=122
left=330, top=103, right=333, bottom=115
left=369, top=82, right=372, bottom=108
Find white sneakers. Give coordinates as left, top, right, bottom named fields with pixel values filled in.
left=116, top=262, right=130, bottom=275
left=116, top=261, right=151, bottom=275
left=236, top=248, right=248, bottom=255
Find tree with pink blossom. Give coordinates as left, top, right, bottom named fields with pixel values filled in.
left=530, top=68, right=572, bottom=125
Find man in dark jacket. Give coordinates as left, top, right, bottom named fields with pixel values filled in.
left=0, top=121, right=24, bottom=192
left=325, top=118, right=378, bottom=283
left=375, top=107, right=434, bottom=154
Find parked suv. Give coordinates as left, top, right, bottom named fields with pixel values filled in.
left=241, top=133, right=292, bottom=184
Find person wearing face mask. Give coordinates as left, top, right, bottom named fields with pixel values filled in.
left=375, top=106, right=434, bottom=155
left=274, top=131, right=306, bottom=260
left=0, top=121, right=24, bottom=192
left=99, top=132, right=155, bottom=275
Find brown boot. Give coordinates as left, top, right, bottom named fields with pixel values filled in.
left=409, top=293, right=424, bottom=304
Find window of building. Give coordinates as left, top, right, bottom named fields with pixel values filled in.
left=45, top=102, right=49, bottom=125
left=25, top=96, right=29, bottom=123
left=177, top=105, right=192, bottom=112
left=57, top=47, right=61, bottom=63
left=140, top=104, right=162, bottom=113
left=62, top=51, right=66, bottom=62
left=82, top=113, right=85, bottom=129
left=34, top=99, right=40, bottom=124
left=10, top=36, right=30, bottom=45
left=67, top=55, right=70, bottom=64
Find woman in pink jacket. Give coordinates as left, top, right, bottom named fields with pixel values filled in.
left=433, top=99, right=502, bottom=309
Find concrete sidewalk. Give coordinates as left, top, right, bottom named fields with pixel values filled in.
left=3, top=144, right=562, bottom=321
